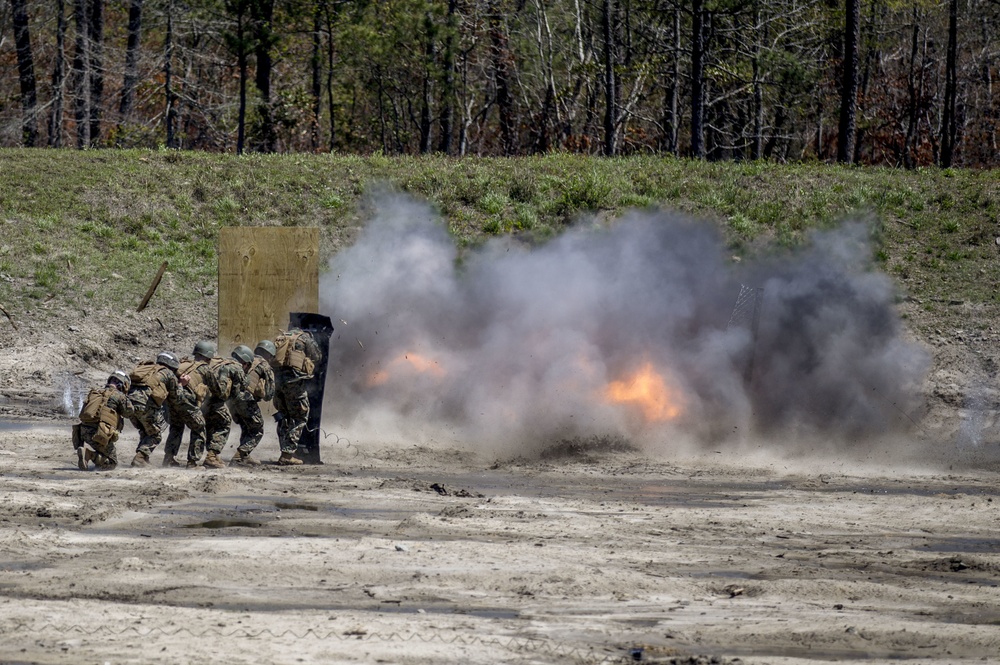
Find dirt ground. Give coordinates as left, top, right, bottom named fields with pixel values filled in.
left=2, top=286, right=1000, bottom=664
left=2, top=419, right=1000, bottom=665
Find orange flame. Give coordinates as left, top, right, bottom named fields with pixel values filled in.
left=603, top=362, right=683, bottom=422
left=366, top=352, right=446, bottom=388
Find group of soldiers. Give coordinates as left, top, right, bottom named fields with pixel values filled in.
left=72, top=328, right=322, bottom=471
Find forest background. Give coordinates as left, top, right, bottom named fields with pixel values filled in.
left=1, top=0, right=997, bottom=167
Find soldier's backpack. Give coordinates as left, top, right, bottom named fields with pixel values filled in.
left=246, top=358, right=274, bottom=401
left=78, top=388, right=120, bottom=446
left=274, top=330, right=315, bottom=375
left=130, top=361, right=169, bottom=405
left=177, top=358, right=210, bottom=402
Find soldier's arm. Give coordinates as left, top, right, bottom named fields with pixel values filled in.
left=304, top=334, right=323, bottom=363
left=262, top=366, right=276, bottom=402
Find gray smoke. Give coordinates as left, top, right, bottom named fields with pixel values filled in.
left=320, top=194, right=928, bottom=453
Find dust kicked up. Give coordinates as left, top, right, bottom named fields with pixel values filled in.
left=318, top=194, right=928, bottom=455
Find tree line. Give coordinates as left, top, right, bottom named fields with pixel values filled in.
left=1, top=0, right=997, bottom=167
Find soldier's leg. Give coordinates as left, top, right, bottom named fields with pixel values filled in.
left=205, top=402, right=233, bottom=455
left=182, top=408, right=207, bottom=465
left=93, top=437, right=118, bottom=470
left=162, top=405, right=185, bottom=465
left=281, top=384, right=310, bottom=454
left=237, top=401, right=264, bottom=454
left=132, top=403, right=166, bottom=466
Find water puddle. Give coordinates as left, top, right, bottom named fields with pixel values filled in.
left=275, top=502, right=319, bottom=511
left=183, top=520, right=263, bottom=529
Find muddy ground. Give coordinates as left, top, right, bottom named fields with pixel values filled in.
left=2, top=421, right=1000, bottom=665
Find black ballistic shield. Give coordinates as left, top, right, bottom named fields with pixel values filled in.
left=289, top=312, right=334, bottom=464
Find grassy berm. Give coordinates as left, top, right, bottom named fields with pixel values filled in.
left=0, top=148, right=997, bottom=425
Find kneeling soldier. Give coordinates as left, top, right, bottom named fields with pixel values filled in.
left=74, top=370, right=133, bottom=471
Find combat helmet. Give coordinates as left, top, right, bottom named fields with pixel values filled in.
left=255, top=339, right=276, bottom=358
left=109, top=369, right=131, bottom=392
left=156, top=351, right=180, bottom=370
left=193, top=340, right=217, bottom=359
left=231, top=345, right=254, bottom=364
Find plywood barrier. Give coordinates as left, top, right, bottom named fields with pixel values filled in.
left=218, top=227, right=319, bottom=355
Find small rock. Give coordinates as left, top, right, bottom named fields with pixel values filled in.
left=36, top=507, right=52, bottom=518
left=68, top=325, right=80, bottom=332
left=394, top=544, right=408, bottom=552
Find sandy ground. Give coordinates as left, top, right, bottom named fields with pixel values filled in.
left=1, top=423, right=999, bottom=665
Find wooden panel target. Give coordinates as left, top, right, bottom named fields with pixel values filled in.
left=218, top=227, right=319, bottom=355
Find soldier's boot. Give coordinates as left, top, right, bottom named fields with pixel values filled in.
left=162, top=456, right=181, bottom=468
left=278, top=452, right=304, bottom=466
left=186, top=460, right=204, bottom=471
left=203, top=451, right=226, bottom=469
left=77, top=446, right=88, bottom=471
left=230, top=449, right=261, bottom=467
left=130, top=452, right=150, bottom=468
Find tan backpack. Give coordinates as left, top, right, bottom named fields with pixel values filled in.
left=178, top=358, right=210, bottom=401
left=130, top=361, right=169, bottom=405
left=78, top=388, right=120, bottom=446
left=274, top=330, right=315, bottom=374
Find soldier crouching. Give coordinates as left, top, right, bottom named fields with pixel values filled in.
left=228, top=342, right=275, bottom=466
left=73, top=370, right=133, bottom=471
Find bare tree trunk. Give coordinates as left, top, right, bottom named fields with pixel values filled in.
left=750, top=1, right=763, bottom=160
left=438, top=0, right=457, bottom=154
left=903, top=10, right=919, bottom=169
left=49, top=0, right=68, bottom=147
left=690, top=0, right=705, bottom=158
left=119, top=0, right=143, bottom=127
left=837, top=0, right=859, bottom=163
left=310, top=2, right=322, bottom=151
left=602, top=0, right=617, bottom=156
left=662, top=1, right=679, bottom=154
left=940, top=0, right=958, bottom=166
left=165, top=0, right=177, bottom=149
left=72, top=0, right=91, bottom=148
left=325, top=1, right=337, bottom=152
left=88, top=0, right=104, bottom=145
left=12, top=0, right=38, bottom=146
left=253, top=0, right=277, bottom=153
left=419, top=10, right=434, bottom=153
left=489, top=1, right=516, bottom=156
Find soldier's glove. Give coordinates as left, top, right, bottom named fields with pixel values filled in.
left=273, top=412, right=284, bottom=423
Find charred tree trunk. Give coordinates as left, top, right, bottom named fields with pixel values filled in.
left=12, top=0, right=38, bottom=146
left=119, top=0, right=143, bottom=126
left=49, top=0, right=68, bottom=147
left=837, top=0, right=859, bottom=163
left=690, top=0, right=706, bottom=159
left=940, top=0, right=958, bottom=166
left=602, top=0, right=617, bottom=156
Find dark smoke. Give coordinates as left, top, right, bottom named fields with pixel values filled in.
left=319, top=195, right=928, bottom=453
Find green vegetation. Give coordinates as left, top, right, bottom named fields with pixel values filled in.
left=0, top=149, right=997, bottom=335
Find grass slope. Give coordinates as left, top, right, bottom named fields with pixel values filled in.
left=0, top=148, right=997, bottom=341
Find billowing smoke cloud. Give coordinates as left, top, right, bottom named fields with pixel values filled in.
left=319, top=194, right=928, bottom=453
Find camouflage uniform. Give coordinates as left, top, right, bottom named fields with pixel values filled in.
left=175, top=358, right=216, bottom=465
left=273, top=330, right=322, bottom=456
left=128, top=365, right=182, bottom=460
left=203, top=358, right=247, bottom=457
left=229, top=355, right=274, bottom=456
left=75, top=385, right=133, bottom=470
left=163, top=386, right=207, bottom=466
